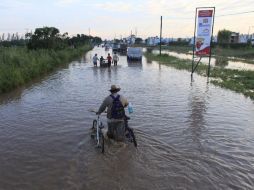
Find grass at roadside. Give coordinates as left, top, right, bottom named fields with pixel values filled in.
left=152, top=45, right=254, bottom=63
left=160, top=45, right=192, bottom=54
left=213, top=47, right=254, bottom=60
left=0, top=45, right=91, bottom=94
left=145, top=52, right=254, bottom=100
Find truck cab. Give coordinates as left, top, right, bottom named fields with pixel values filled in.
left=127, top=47, right=142, bottom=61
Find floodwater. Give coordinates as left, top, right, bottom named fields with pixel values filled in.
left=152, top=49, right=254, bottom=71
left=0, top=47, right=254, bottom=190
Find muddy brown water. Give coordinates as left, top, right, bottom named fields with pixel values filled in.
left=0, top=47, right=254, bottom=190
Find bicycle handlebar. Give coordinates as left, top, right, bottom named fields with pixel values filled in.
left=88, top=109, right=107, bottom=116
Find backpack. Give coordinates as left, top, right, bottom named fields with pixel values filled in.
left=110, top=95, right=125, bottom=119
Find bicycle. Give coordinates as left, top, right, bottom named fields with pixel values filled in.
left=89, top=110, right=137, bottom=153
left=124, top=115, right=137, bottom=147
left=91, top=113, right=105, bottom=153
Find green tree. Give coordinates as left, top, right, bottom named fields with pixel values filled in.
left=217, top=29, right=232, bottom=44
left=27, top=27, right=66, bottom=50
left=26, top=26, right=102, bottom=50
left=135, top=37, right=143, bottom=44
left=92, top=36, right=102, bottom=44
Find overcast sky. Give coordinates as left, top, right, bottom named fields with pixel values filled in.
left=0, top=0, right=254, bottom=39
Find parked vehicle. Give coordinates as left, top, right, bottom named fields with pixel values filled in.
left=104, top=43, right=111, bottom=50
left=112, top=43, right=120, bottom=52
left=119, top=43, right=127, bottom=53
left=100, top=60, right=108, bottom=67
left=127, top=47, right=142, bottom=61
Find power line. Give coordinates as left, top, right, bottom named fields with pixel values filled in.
left=216, top=10, right=254, bottom=17
left=163, top=10, right=254, bottom=20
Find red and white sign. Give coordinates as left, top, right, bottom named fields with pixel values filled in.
left=195, top=10, right=214, bottom=56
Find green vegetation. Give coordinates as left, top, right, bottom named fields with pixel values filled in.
left=1, top=27, right=102, bottom=49
left=135, top=37, right=143, bottom=44
left=25, top=27, right=67, bottom=50
left=213, top=47, right=254, bottom=60
left=160, top=45, right=192, bottom=53
left=217, top=29, right=232, bottom=44
left=0, top=26, right=98, bottom=94
left=25, top=27, right=102, bottom=50
left=0, top=39, right=27, bottom=47
left=0, top=45, right=91, bottom=93
left=145, top=52, right=254, bottom=100
left=152, top=45, right=254, bottom=63
left=150, top=29, right=254, bottom=61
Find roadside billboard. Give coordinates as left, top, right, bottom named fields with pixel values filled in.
left=195, top=10, right=214, bottom=56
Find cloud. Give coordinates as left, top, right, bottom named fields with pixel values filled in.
left=56, top=0, right=80, bottom=6
left=0, top=5, right=10, bottom=10
left=95, top=1, right=133, bottom=12
left=1, top=0, right=254, bottom=39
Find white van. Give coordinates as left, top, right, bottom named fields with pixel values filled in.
left=127, top=47, right=142, bottom=61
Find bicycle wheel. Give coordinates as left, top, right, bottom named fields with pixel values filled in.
left=99, top=131, right=105, bottom=153
left=128, top=128, right=137, bottom=147
left=91, top=120, right=97, bottom=139
left=92, top=120, right=97, bottom=129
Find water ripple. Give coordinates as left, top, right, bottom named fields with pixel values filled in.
left=0, top=47, right=254, bottom=190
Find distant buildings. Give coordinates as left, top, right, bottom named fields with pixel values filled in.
left=229, top=33, right=251, bottom=44
left=239, top=34, right=248, bottom=43
left=118, top=31, right=254, bottom=47
left=189, top=33, right=252, bottom=45
left=124, top=35, right=136, bottom=45
left=146, top=36, right=191, bottom=46
left=230, top=32, right=239, bottom=43
left=146, top=36, right=160, bottom=46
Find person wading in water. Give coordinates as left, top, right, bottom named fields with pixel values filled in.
left=93, top=53, right=99, bottom=67
left=96, top=85, right=128, bottom=141
left=107, top=53, right=112, bottom=67
left=113, top=52, right=119, bottom=66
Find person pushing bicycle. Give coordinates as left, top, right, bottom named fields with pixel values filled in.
left=96, top=85, right=128, bottom=141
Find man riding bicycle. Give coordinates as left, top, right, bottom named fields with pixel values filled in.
left=96, top=85, right=128, bottom=141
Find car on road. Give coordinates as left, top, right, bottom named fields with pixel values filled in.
left=127, top=47, right=142, bottom=61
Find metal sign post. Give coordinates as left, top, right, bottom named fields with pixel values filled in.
left=160, top=16, right=162, bottom=55
left=191, top=7, right=215, bottom=79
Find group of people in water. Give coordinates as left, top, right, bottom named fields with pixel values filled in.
left=93, top=52, right=119, bottom=67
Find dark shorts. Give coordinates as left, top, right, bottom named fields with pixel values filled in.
left=107, top=121, right=125, bottom=141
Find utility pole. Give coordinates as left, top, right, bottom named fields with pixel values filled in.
left=24, top=28, right=29, bottom=40
left=248, top=26, right=254, bottom=41
left=160, top=16, right=162, bottom=55
left=130, top=30, right=133, bottom=45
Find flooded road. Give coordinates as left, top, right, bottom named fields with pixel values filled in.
left=0, top=47, right=254, bottom=190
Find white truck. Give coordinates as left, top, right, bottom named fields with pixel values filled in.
left=127, top=47, right=142, bottom=61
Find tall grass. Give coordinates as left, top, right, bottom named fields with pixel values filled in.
left=145, top=52, right=254, bottom=100
left=0, top=45, right=91, bottom=93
